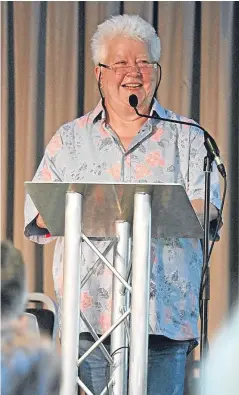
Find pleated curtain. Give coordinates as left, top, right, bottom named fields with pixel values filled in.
left=1, top=1, right=239, bottom=381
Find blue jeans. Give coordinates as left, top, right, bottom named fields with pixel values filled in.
left=79, top=338, right=189, bottom=395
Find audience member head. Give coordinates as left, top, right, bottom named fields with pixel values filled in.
left=1, top=241, right=61, bottom=395
left=1, top=241, right=27, bottom=326
left=1, top=331, right=61, bottom=395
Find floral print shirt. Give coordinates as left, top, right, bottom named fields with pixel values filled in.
left=24, top=99, right=221, bottom=341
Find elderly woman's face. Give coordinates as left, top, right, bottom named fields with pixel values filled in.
left=97, top=36, right=158, bottom=112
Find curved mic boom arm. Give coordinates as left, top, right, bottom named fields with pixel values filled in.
left=129, top=94, right=226, bottom=179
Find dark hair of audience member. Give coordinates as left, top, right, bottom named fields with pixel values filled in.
left=1, top=241, right=61, bottom=395
left=1, top=241, right=27, bottom=324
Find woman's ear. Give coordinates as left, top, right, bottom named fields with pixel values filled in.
left=95, top=66, right=101, bottom=82
left=95, top=66, right=104, bottom=89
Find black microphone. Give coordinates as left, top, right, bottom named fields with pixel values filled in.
left=129, top=94, right=138, bottom=109
left=129, top=94, right=226, bottom=178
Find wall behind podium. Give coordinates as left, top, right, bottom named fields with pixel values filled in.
left=1, top=0, right=239, bottom=381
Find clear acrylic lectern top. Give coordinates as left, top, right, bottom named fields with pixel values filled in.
left=25, top=182, right=203, bottom=239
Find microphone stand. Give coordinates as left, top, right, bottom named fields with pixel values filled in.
left=129, top=96, right=226, bottom=382
left=200, top=153, right=213, bottom=371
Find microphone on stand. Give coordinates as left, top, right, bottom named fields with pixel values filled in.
left=128, top=95, right=227, bottom=375
left=129, top=94, right=226, bottom=178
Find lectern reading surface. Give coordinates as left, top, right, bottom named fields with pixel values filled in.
left=25, top=181, right=203, bottom=239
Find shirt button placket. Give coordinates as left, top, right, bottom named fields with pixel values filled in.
left=123, top=153, right=131, bottom=182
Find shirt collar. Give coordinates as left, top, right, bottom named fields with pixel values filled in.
left=90, top=101, right=106, bottom=124
left=150, top=98, right=167, bottom=119
left=89, top=98, right=166, bottom=124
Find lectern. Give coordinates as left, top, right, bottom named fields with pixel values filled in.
left=25, top=181, right=203, bottom=395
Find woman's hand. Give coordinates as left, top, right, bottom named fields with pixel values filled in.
left=36, top=214, right=47, bottom=229
left=191, top=199, right=218, bottom=222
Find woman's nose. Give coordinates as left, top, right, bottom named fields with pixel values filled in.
left=127, top=65, right=141, bottom=75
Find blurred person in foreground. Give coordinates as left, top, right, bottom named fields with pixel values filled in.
left=1, top=326, right=61, bottom=395
left=1, top=240, right=39, bottom=335
left=1, top=240, right=28, bottom=329
left=1, top=241, right=61, bottom=395
left=196, top=304, right=239, bottom=395
left=24, top=14, right=221, bottom=395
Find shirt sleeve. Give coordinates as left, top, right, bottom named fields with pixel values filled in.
left=24, top=129, right=64, bottom=245
left=187, top=125, right=221, bottom=211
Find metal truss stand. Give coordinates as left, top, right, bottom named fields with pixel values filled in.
left=25, top=182, right=204, bottom=395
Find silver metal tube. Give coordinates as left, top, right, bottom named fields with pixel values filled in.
left=123, top=308, right=130, bottom=345
left=100, top=378, right=115, bottom=395
left=128, top=192, right=152, bottom=395
left=82, top=233, right=132, bottom=292
left=80, top=310, right=113, bottom=365
left=77, top=378, right=94, bottom=395
left=81, top=237, right=118, bottom=287
left=111, top=221, right=130, bottom=395
left=125, top=237, right=132, bottom=346
left=78, top=309, right=131, bottom=366
left=61, top=192, right=83, bottom=395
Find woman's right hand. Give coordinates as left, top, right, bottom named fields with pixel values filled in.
left=36, top=214, right=47, bottom=229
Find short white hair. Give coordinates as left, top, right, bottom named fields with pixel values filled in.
left=91, top=14, right=161, bottom=65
